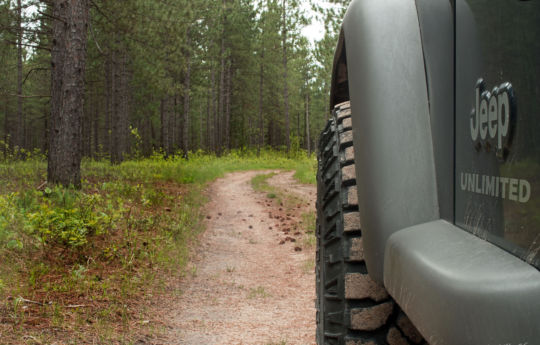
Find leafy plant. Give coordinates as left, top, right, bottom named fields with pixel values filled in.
left=28, top=192, right=113, bottom=248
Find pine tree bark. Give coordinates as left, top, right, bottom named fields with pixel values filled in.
left=173, top=98, right=178, bottom=155
left=161, top=96, right=175, bottom=158
left=305, top=92, right=311, bottom=155
left=111, top=47, right=121, bottom=163
left=206, top=76, right=212, bottom=151
left=111, top=47, right=129, bottom=164
left=48, top=0, right=90, bottom=188
left=257, top=49, right=264, bottom=156
left=212, top=65, right=218, bottom=153
left=282, top=0, right=290, bottom=152
left=142, top=114, right=152, bottom=157
left=42, top=103, right=47, bottom=153
left=160, top=98, right=168, bottom=157
left=218, top=38, right=225, bottom=154
left=3, top=96, right=8, bottom=159
left=224, top=62, right=231, bottom=151
left=82, top=94, right=90, bottom=157
left=183, top=29, right=192, bottom=159
left=93, top=94, right=99, bottom=157
left=105, top=53, right=112, bottom=157
left=206, top=80, right=213, bottom=151
left=16, top=0, right=23, bottom=151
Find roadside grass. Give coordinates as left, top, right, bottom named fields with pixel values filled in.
left=0, top=149, right=316, bottom=344
left=301, top=211, right=317, bottom=249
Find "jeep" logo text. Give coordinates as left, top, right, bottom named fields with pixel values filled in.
left=470, top=79, right=516, bottom=160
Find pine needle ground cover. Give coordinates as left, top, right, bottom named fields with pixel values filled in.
left=0, top=150, right=316, bottom=344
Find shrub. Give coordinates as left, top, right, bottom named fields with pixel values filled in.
left=28, top=192, right=112, bottom=248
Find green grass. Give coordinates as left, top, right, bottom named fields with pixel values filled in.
left=301, top=211, right=316, bottom=248
left=251, top=172, right=277, bottom=193
left=248, top=286, right=271, bottom=299
left=83, top=149, right=316, bottom=186
left=292, top=157, right=317, bottom=185
left=0, top=149, right=317, bottom=344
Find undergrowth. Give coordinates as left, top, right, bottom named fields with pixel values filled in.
left=0, top=149, right=316, bottom=344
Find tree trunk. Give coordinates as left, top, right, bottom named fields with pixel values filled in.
left=82, top=93, right=91, bottom=157
left=161, top=96, right=174, bottom=158
left=3, top=96, right=8, bottom=160
left=111, top=47, right=129, bottom=164
left=183, top=29, right=192, bottom=159
left=282, top=0, right=290, bottom=152
left=297, top=100, right=300, bottom=138
left=198, top=101, right=203, bottom=152
left=257, top=49, right=264, bottom=157
left=305, top=92, right=311, bottom=156
left=111, top=47, right=121, bottom=163
left=121, top=53, right=130, bottom=156
left=218, top=37, right=225, bottom=154
left=212, top=66, right=218, bottom=153
left=105, top=53, right=112, bottom=157
left=150, top=119, right=156, bottom=151
left=93, top=94, right=99, bottom=158
left=16, top=0, right=23, bottom=151
left=48, top=0, right=89, bottom=188
left=160, top=98, right=167, bottom=157
left=172, top=97, right=177, bottom=152
left=206, top=75, right=212, bottom=151
left=141, top=113, right=152, bottom=157
left=224, top=62, right=231, bottom=151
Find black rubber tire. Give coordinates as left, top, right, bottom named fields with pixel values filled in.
left=316, top=101, right=426, bottom=345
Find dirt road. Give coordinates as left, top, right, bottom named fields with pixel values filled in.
left=164, top=170, right=316, bottom=345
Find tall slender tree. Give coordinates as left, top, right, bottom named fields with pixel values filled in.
left=48, top=0, right=90, bottom=187
left=14, top=0, right=24, bottom=151
left=281, top=0, right=290, bottom=152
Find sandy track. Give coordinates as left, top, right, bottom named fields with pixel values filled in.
left=164, top=171, right=316, bottom=345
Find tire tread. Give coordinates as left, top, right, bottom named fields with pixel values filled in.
left=316, top=101, right=425, bottom=345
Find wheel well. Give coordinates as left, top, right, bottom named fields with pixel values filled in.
left=330, top=29, right=350, bottom=110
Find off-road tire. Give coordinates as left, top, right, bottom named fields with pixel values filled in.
left=316, top=101, right=426, bottom=345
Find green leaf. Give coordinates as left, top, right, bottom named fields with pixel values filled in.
left=6, top=239, right=23, bottom=250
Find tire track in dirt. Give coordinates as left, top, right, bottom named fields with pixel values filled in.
left=164, top=170, right=316, bottom=345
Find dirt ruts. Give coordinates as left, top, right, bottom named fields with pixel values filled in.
left=163, top=170, right=316, bottom=345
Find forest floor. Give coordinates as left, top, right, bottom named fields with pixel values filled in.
left=0, top=156, right=318, bottom=345
left=159, top=170, right=317, bottom=344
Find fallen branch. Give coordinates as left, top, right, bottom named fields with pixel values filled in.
left=8, top=296, right=51, bottom=306
left=22, top=335, right=42, bottom=344
left=36, top=181, right=47, bottom=191
left=8, top=297, right=91, bottom=309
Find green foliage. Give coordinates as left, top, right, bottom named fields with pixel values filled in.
left=28, top=191, right=113, bottom=248
left=0, top=192, right=29, bottom=250
left=83, top=148, right=316, bottom=185
left=1, top=0, right=339, bottom=163
left=292, top=155, right=317, bottom=185
left=0, top=151, right=315, bottom=342
left=251, top=172, right=277, bottom=192
left=0, top=150, right=315, bottom=251
left=0, top=185, right=117, bottom=250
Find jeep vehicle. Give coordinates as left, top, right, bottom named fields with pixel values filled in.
left=315, top=0, right=540, bottom=344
